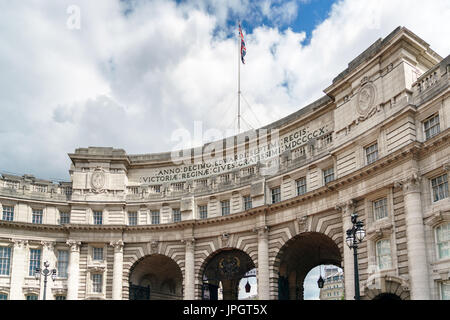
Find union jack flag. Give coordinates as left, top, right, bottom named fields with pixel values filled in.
left=239, top=23, right=246, bottom=64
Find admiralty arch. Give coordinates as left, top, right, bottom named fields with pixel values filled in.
left=0, top=26, right=449, bottom=300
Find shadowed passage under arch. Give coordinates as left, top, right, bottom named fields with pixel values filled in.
left=129, top=254, right=183, bottom=300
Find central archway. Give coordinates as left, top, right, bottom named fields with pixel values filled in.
left=129, top=254, right=183, bottom=300
left=275, top=232, right=342, bottom=300
left=200, top=248, right=256, bottom=300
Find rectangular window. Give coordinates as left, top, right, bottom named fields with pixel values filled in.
left=93, top=211, right=103, bottom=225
left=92, top=247, right=103, bottom=261
left=127, top=186, right=139, bottom=195
left=4, top=180, right=19, bottom=189
left=271, top=187, right=281, bottom=204
left=376, top=239, right=392, bottom=270
left=60, top=212, right=70, bottom=225
left=34, top=184, right=48, bottom=193
left=151, top=210, right=160, bottom=225
left=55, top=295, right=66, bottom=300
left=424, top=114, right=440, bottom=140
left=293, top=146, right=306, bottom=159
left=29, top=249, right=41, bottom=276
left=2, top=206, right=14, bottom=221
left=57, top=250, right=69, bottom=278
left=365, top=143, right=379, bottom=165
left=296, top=177, right=307, bottom=196
left=92, top=274, right=103, bottom=293
left=128, top=212, right=137, bottom=226
left=0, top=293, right=7, bottom=300
left=440, top=282, right=450, bottom=300
left=436, top=223, right=450, bottom=260
left=243, top=196, right=252, bottom=211
left=173, top=209, right=181, bottom=222
left=431, top=174, right=448, bottom=202
left=0, top=247, right=11, bottom=275
left=26, top=294, right=38, bottom=300
left=221, top=200, right=230, bottom=216
left=373, top=198, right=388, bottom=221
left=62, top=186, right=72, bottom=195
left=323, top=167, right=335, bottom=184
left=32, top=209, right=43, bottom=224
left=322, top=133, right=333, bottom=146
left=198, top=205, right=208, bottom=219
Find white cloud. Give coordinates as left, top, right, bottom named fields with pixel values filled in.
left=0, top=0, right=449, bottom=180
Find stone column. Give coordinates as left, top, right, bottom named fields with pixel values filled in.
left=66, top=240, right=81, bottom=300
left=399, top=173, right=431, bottom=299
left=183, top=238, right=195, bottom=300
left=41, top=241, right=56, bottom=300
left=10, top=239, right=28, bottom=300
left=337, top=200, right=355, bottom=300
left=255, top=226, right=270, bottom=300
left=110, top=240, right=124, bottom=300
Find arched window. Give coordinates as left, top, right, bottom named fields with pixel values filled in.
left=436, top=223, right=450, bottom=260
left=376, top=239, right=392, bottom=270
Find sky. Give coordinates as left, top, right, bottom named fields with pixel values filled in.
left=0, top=0, right=450, bottom=181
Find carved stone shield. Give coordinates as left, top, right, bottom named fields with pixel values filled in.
left=91, top=168, right=106, bottom=192
left=357, top=82, right=376, bottom=116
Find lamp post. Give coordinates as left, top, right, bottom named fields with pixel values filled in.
left=35, top=261, right=57, bottom=300
left=345, top=213, right=366, bottom=300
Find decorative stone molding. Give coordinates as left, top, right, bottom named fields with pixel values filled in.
left=0, top=286, right=9, bottom=294
left=424, top=210, right=450, bottom=227
left=91, top=167, right=107, bottom=194
left=87, top=265, right=106, bottom=273
left=296, top=215, right=310, bottom=233
left=363, top=274, right=409, bottom=299
left=149, top=240, right=159, bottom=254
left=110, top=240, right=124, bottom=252
left=443, top=161, right=450, bottom=172
left=10, top=239, right=28, bottom=248
left=335, top=199, right=356, bottom=216
left=181, top=238, right=195, bottom=249
left=22, top=287, right=40, bottom=295
left=52, top=288, right=68, bottom=295
left=66, top=240, right=81, bottom=252
left=40, top=241, right=55, bottom=251
left=394, top=171, right=422, bottom=194
left=366, top=222, right=393, bottom=241
left=220, top=232, right=231, bottom=247
left=253, top=225, right=269, bottom=238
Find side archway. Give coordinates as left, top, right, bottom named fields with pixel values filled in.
left=198, top=248, right=256, bottom=300
left=128, top=254, right=183, bottom=300
left=273, top=232, right=342, bottom=300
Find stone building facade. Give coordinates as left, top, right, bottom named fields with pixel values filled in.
left=0, top=26, right=449, bottom=300
left=319, top=267, right=344, bottom=300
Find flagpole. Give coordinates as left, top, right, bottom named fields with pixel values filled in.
left=237, top=21, right=241, bottom=135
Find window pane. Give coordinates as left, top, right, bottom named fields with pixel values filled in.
left=373, top=198, right=388, bottom=220
left=93, top=247, right=103, bottom=261
left=441, top=282, right=450, bottom=300
left=432, top=174, right=448, bottom=202
left=2, top=206, right=14, bottom=221
left=57, top=250, right=69, bottom=278
left=436, top=223, right=450, bottom=259
left=92, top=274, right=102, bottom=293
left=93, top=211, right=103, bottom=225
left=244, top=196, right=252, bottom=210
left=29, top=249, right=41, bottom=276
left=128, top=212, right=137, bottom=226
left=173, top=209, right=181, bottom=222
left=376, top=240, right=392, bottom=270
left=271, top=187, right=281, bottom=204
left=0, top=293, right=7, bottom=300
left=151, top=211, right=160, bottom=224
left=221, top=200, right=230, bottom=216
left=32, top=209, right=43, bottom=224
left=199, top=205, right=208, bottom=219
left=0, top=247, right=11, bottom=275
left=296, top=178, right=307, bottom=196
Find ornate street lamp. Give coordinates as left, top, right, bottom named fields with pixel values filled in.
left=345, top=213, right=366, bottom=300
left=35, top=261, right=57, bottom=300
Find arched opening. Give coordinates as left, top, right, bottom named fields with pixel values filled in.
left=304, top=264, right=344, bottom=300
left=372, top=293, right=402, bottom=300
left=276, top=232, right=342, bottom=300
left=129, top=254, right=183, bottom=300
left=201, top=249, right=256, bottom=300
